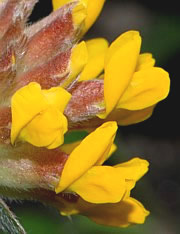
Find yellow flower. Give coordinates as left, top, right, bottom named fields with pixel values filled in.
left=55, top=122, right=149, bottom=226
left=56, top=122, right=118, bottom=196
left=56, top=122, right=149, bottom=206
left=97, top=30, right=170, bottom=119
left=52, top=0, right=105, bottom=35
left=11, top=82, right=71, bottom=149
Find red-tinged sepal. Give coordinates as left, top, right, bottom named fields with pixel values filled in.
left=0, top=0, right=38, bottom=48
left=14, top=49, right=71, bottom=90
left=0, top=107, right=11, bottom=144
left=65, top=80, right=104, bottom=123
left=8, top=2, right=86, bottom=93
left=18, top=3, right=77, bottom=73
left=0, top=142, right=68, bottom=190
left=0, top=0, right=38, bottom=96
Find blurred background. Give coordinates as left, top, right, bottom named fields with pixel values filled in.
left=3, top=0, right=180, bottom=233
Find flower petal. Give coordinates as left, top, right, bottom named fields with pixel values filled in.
left=96, top=142, right=117, bottom=165
left=84, top=197, right=150, bottom=227
left=11, top=82, right=71, bottom=147
left=59, top=196, right=149, bottom=227
left=115, top=157, right=149, bottom=181
left=61, top=141, right=117, bottom=157
left=83, top=0, right=105, bottom=34
left=117, top=67, right=170, bottom=110
left=69, top=166, right=126, bottom=203
left=98, top=31, right=141, bottom=118
left=52, top=0, right=87, bottom=11
left=136, top=53, right=155, bottom=71
left=62, top=41, right=88, bottom=87
left=19, top=107, right=68, bottom=149
left=52, top=0, right=105, bottom=34
left=79, top=38, right=109, bottom=81
left=107, top=105, right=155, bottom=126
left=114, top=157, right=149, bottom=190
left=72, top=1, right=88, bottom=30
left=69, top=158, right=148, bottom=204
left=42, top=87, right=71, bottom=112
left=55, top=121, right=117, bottom=193
left=11, top=82, right=47, bottom=144
left=52, top=0, right=87, bottom=27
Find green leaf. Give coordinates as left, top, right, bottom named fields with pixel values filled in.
left=0, top=198, right=26, bottom=234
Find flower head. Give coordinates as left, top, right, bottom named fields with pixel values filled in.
left=0, top=0, right=170, bottom=231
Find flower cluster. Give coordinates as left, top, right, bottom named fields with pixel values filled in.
left=0, top=0, right=170, bottom=229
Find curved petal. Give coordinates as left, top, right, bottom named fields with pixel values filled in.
left=52, top=0, right=105, bottom=34
left=96, top=142, right=117, bottom=165
left=79, top=38, right=109, bottom=81
left=68, top=158, right=148, bottom=204
left=115, top=157, right=149, bottom=181
left=72, top=1, right=87, bottom=27
left=11, top=82, right=71, bottom=147
left=114, top=157, right=149, bottom=190
left=52, top=0, right=87, bottom=12
left=62, top=41, right=88, bottom=87
left=55, top=121, right=117, bottom=193
left=52, top=0, right=87, bottom=28
left=42, top=87, right=71, bottom=112
left=107, top=105, right=155, bottom=126
left=136, top=53, right=155, bottom=71
left=60, top=141, right=117, bottom=158
left=59, top=196, right=149, bottom=227
left=69, top=166, right=126, bottom=203
left=83, top=0, right=105, bottom=34
left=117, top=67, right=170, bottom=110
left=99, top=31, right=141, bottom=118
left=85, top=197, right=150, bottom=227
left=19, top=108, right=68, bottom=149
left=11, top=82, right=47, bottom=144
